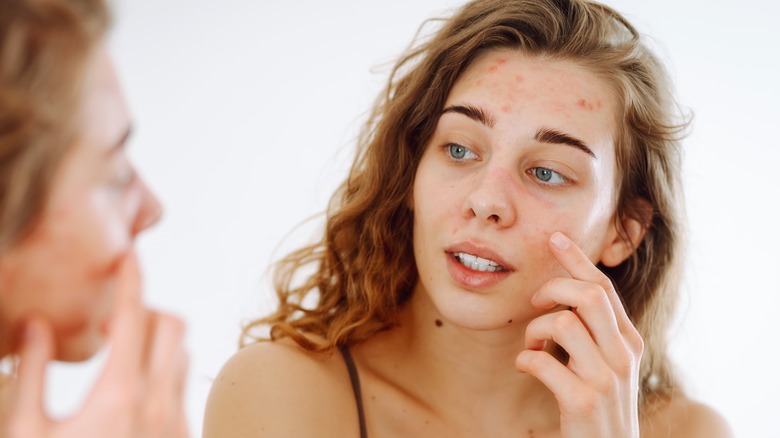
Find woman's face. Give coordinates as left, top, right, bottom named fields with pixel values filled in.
left=0, top=47, right=161, bottom=361
left=412, top=49, right=626, bottom=330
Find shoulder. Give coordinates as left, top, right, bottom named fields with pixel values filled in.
left=203, top=339, right=360, bottom=438
left=641, top=392, right=732, bottom=438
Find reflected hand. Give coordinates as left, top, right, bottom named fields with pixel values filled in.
left=6, top=253, right=189, bottom=438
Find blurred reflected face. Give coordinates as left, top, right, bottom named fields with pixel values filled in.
left=0, top=47, right=162, bottom=361
left=412, top=49, right=622, bottom=329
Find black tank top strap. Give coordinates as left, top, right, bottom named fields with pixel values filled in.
left=338, top=345, right=368, bottom=438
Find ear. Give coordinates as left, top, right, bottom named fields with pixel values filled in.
left=599, top=198, right=653, bottom=267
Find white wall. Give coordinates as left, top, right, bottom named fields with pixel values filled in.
left=45, top=1, right=780, bottom=436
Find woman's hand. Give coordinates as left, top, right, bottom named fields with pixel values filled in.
left=5, top=253, right=189, bottom=438
left=515, top=231, right=643, bottom=438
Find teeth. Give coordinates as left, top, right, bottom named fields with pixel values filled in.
left=454, top=252, right=504, bottom=272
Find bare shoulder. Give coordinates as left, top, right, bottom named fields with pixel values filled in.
left=203, top=339, right=360, bottom=438
left=641, top=392, right=733, bottom=438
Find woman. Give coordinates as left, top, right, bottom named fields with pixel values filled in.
left=205, top=0, right=731, bottom=436
left=0, top=0, right=187, bottom=436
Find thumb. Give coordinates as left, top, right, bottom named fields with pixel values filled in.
left=9, top=318, right=53, bottom=425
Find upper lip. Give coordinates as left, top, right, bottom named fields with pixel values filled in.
left=445, top=241, right=515, bottom=271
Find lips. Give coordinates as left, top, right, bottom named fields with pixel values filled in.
left=452, top=252, right=506, bottom=272
left=446, top=242, right=514, bottom=272
left=444, top=242, right=514, bottom=290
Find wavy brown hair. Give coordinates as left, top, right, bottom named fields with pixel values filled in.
left=244, top=0, right=687, bottom=405
left=0, top=0, right=109, bottom=253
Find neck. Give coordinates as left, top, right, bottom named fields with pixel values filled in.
left=359, top=287, right=559, bottom=425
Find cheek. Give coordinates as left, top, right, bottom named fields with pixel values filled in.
left=62, top=193, right=131, bottom=257
left=38, top=195, right=133, bottom=298
left=414, top=176, right=465, bottom=243
left=542, top=204, right=613, bottom=262
left=518, top=192, right=612, bottom=261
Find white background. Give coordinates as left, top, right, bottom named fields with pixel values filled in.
left=45, top=1, right=780, bottom=437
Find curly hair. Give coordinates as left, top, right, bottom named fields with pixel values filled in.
left=244, top=0, right=688, bottom=406
left=0, top=0, right=110, bottom=252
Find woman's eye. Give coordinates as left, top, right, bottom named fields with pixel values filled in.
left=447, top=144, right=477, bottom=160
left=531, top=167, right=567, bottom=184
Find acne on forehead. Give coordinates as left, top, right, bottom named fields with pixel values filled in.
left=459, top=52, right=613, bottom=107
left=576, top=98, right=603, bottom=112
left=486, top=57, right=508, bottom=73
left=444, top=49, right=620, bottom=169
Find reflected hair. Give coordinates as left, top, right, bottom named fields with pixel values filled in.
left=0, top=0, right=110, bottom=252
left=243, top=0, right=688, bottom=408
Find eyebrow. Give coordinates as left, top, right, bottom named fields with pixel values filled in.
left=442, top=105, right=496, bottom=128
left=442, top=104, right=596, bottom=159
left=534, top=127, right=596, bottom=159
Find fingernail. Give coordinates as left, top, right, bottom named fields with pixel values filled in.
left=550, top=232, right=569, bottom=250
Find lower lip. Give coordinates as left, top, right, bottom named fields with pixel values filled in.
left=446, top=253, right=511, bottom=290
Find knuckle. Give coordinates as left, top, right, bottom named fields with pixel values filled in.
left=552, top=311, right=579, bottom=333
left=594, top=372, right=619, bottom=394
left=581, top=285, right=607, bottom=308
left=575, top=255, right=593, bottom=272
left=612, top=351, right=634, bottom=378
left=628, top=329, right=645, bottom=354
left=524, top=351, right=548, bottom=374
left=597, top=276, right=615, bottom=292
left=541, top=277, right=559, bottom=292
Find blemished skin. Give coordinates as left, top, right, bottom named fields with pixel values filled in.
left=202, top=49, right=732, bottom=437
left=0, top=47, right=188, bottom=438
left=411, top=48, right=627, bottom=333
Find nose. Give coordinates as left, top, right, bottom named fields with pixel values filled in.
left=132, top=177, right=163, bottom=235
left=464, top=165, right=517, bottom=228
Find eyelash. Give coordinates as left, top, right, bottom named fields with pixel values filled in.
left=446, top=143, right=479, bottom=161
left=527, top=167, right=568, bottom=186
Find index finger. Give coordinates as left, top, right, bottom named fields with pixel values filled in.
left=547, top=231, right=633, bottom=330
left=100, top=251, right=145, bottom=381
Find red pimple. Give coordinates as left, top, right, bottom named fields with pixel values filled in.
left=488, top=65, right=498, bottom=73
left=501, top=104, right=511, bottom=113
left=514, top=74, right=524, bottom=83
left=577, top=98, right=594, bottom=111
left=496, top=58, right=507, bottom=65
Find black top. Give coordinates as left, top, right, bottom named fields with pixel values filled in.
left=338, top=345, right=368, bottom=438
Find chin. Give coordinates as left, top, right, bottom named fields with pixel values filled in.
left=432, top=289, right=529, bottom=331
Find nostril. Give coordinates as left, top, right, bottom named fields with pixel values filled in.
left=488, top=214, right=500, bottom=223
